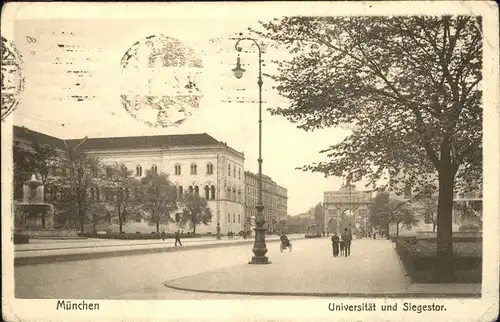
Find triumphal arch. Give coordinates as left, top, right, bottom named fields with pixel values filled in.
left=323, top=184, right=373, bottom=234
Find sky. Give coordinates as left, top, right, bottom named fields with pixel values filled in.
left=8, top=6, right=378, bottom=215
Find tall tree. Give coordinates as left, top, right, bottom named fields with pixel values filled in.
left=140, top=170, right=178, bottom=233
left=180, top=191, right=212, bottom=235
left=369, top=192, right=391, bottom=236
left=389, top=200, right=420, bottom=236
left=253, top=16, right=482, bottom=280
left=313, top=202, right=325, bottom=232
left=100, top=163, right=140, bottom=234
left=55, top=147, right=101, bottom=233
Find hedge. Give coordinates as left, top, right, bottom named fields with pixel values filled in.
left=394, top=237, right=482, bottom=283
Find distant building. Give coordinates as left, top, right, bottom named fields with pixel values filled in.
left=244, top=171, right=287, bottom=234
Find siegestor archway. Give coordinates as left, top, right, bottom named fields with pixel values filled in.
left=324, top=204, right=371, bottom=234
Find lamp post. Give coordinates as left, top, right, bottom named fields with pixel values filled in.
left=232, top=37, right=270, bottom=264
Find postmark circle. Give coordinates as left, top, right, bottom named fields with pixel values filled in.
left=1, top=36, right=25, bottom=121
left=120, top=35, right=204, bottom=128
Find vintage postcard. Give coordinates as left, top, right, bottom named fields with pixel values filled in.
left=2, top=1, right=499, bottom=321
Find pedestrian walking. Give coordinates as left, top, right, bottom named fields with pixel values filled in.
left=331, top=232, right=340, bottom=257
left=342, top=228, right=352, bottom=256
left=174, top=230, right=182, bottom=246
left=161, top=230, right=166, bottom=241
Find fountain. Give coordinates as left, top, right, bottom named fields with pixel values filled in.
left=14, top=174, right=74, bottom=243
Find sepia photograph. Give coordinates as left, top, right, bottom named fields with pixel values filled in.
left=2, top=1, right=499, bottom=321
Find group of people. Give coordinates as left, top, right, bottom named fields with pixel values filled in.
left=330, top=228, right=353, bottom=257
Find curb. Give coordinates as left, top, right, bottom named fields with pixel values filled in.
left=163, top=282, right=482, bottom=298
left=14, top=236, right=304, bottom=266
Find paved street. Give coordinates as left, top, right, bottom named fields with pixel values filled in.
left=15, top=237, right=308, bottom=299
left=14, top=237, right=480, bottom=299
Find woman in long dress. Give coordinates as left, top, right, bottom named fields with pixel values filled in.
left=331, top=232, right=340, bottom=257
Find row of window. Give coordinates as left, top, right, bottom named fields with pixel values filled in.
left=228, top=213, right=241, bottom=224
left=227, top=163, right=241, bottom=179
left=134, top=163, right=241, bottom=178
left=46, top=184, right=245, bottom=203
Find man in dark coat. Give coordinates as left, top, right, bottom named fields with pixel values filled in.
left=174, top=230, right=182, bottom=246
left=331, top=232, right=340, bottom=257
left=342, top=228, right=352, bottom=256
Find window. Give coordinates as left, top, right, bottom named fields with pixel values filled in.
left=238, top=214, right=241, bottom=223
left=178, top=186, right=183, bottom=199
left=228, top=164, right=231, bottom=176
left=194, top=185, right=199, bottom=197
left=233, top=213, right=236, bottom=223
left=151, top=164, right=157, bottom=174
left=106, top=166, right=112, bottom=178
left=136, top=165, right=142, bottom=176
left=191, top=163, right=197, bottom=175
left=233, top=167, right=236, bottom=178
left=175, top=164, right=181, bottom=175
left=238, top=189, right=242, bottom=202
left=206, top=163, right=213, bottom=175
left=204, top=185, right=210, bottom=199
left=188, top=186, right=194, bottom=194
left=238, top=169, right=240, bottom=179
left=211, top=185, right=216, bottom=200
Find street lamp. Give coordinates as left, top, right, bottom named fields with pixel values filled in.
left=233, top=37, right=270, bottom=264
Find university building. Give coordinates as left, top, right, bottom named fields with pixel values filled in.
left=13, top=126, right=245, bottom=234
left=244, top=171, right=288, bottom=234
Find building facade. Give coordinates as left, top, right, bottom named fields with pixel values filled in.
left=244, top=171, right=288, bottom=234
left=388, top=169, right=483, bottom=233
left=13, top=126, right=245, bottom=234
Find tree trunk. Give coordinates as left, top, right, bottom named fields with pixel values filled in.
left=432, top=220, right=437, bottom=232
left=156, top=221, right=160, bottom=233
left=436, top=165, right=455, bottom=282
left=192, top=214, right=196, bottom=235
left=78, top=207, right=85, bottom=233
left=385, top=217, right=390, bottom=239
left=118, top=206, right=123, bottom=234
left=396, top=222, right=399, bottom=236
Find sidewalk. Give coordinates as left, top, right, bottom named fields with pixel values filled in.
left=164, top=239, right=482, bottom=298
left=14, top=234, right=304, bottom=266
